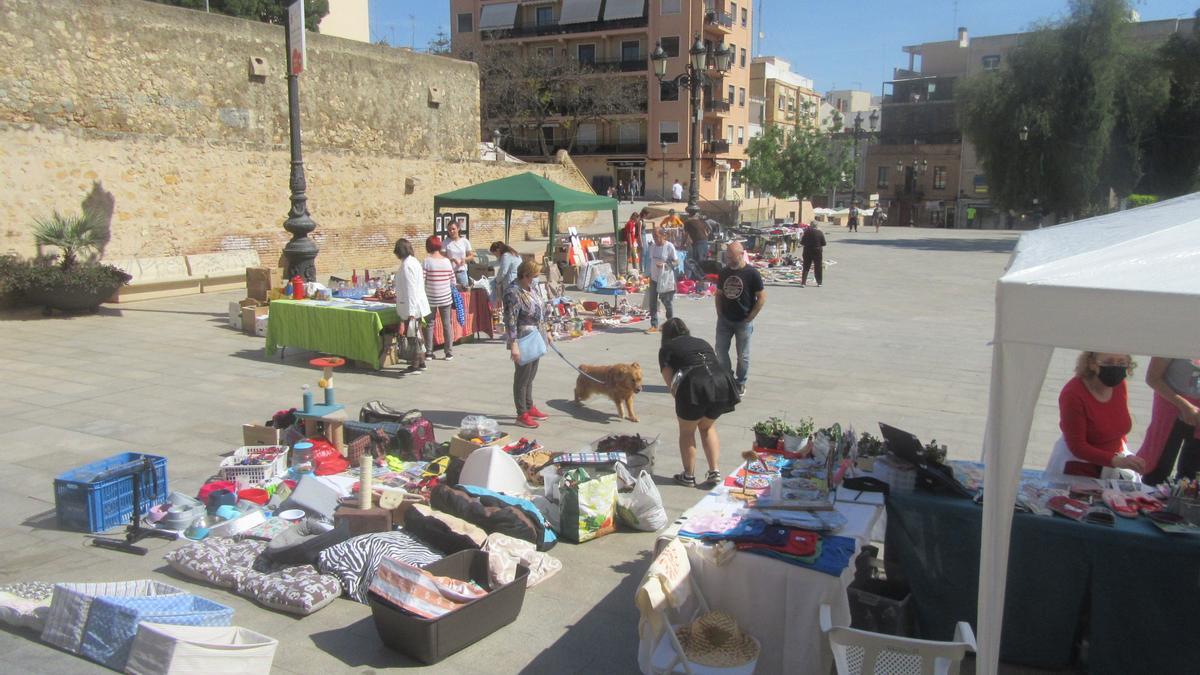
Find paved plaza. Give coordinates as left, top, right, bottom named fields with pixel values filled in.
left=0, top=227, right=1129, bottom=673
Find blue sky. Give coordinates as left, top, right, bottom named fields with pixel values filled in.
left=368, top=0, right=1198, bottom=93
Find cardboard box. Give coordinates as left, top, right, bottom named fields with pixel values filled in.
left=448, top=434, right=510, bottom=460
left=246, top=267, right=280, bottom=302
left=240, top=299, right=269, bottom=336
left=228, top=301, right=244, bottom=330
left=253, top=314, right=269, bottom=337
left=242, top=424, right=281, bottom=446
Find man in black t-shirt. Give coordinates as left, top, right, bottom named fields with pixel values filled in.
left=799, top=223, right=826, bottom=287
left=715, top=242, right=766, bottom=396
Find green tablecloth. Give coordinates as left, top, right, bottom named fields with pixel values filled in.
left=264, top=299, right=399, bottom=369
left=886, top=491, right=1200, bottom=673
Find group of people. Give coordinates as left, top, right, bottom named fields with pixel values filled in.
left=1046, top=352, right=1200, bottom=485
left=846, top=204, right=886, bottom=233
left=391, top=223, right=476, bottom=373
left=606, top=179, right=641, bottom=204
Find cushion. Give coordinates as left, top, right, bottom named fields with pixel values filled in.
left=317, top=531, right=444, bottom=603
left=403, top=504, right=487, bottom=554
left=263, top=519, right=353, bottom=567
left=431, top=484, right=556, bottom=551
left=0, top=582, right=54, bottom=631
left=237, top=564, right=341, bottom=615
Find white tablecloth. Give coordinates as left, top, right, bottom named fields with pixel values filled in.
left=654, top=488, right=884, bottom=675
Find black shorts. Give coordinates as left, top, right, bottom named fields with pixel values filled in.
left=675, top=398, right=730, bottom=422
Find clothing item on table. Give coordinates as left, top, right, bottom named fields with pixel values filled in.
left=738, top=533, right=856, bottom=577
left=1057, top=377, right=1131, bottom=469
left=734, top=528, right=819, bottom=558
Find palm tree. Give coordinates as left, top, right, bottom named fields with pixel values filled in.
left=32, top=209, right=107, bottom=270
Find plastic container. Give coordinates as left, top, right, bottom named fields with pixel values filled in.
left=848, top=576, right=914, bottom=637
left=218, top=445, right=290, bottom=485
left=125, top=623, right=279, bottom=675
left=54, top=453, right=169, bottom=533
left=291, top=441, right=315, bottom=468
left=368, top=550, right=529, bottom=664
left=459, top=416, right=500, bottom=443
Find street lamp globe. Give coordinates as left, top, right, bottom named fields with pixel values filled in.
left=651, top=41, right=668, bottom=80
left=853, top=111, right=864, bottom=131
left=713, top=43, right=734, bottom=72
left=895, top=160, right=903, bottom=173
left=689, top=34, right=706, bottom=71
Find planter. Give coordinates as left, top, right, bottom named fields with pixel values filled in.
left=25, top=279, right=123, bottom=313
left=783, top=434, right=812, bottom=454
left=753, top=432, right=782, bottom=450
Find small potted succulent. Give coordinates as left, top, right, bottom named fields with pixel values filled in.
left=782, top=417, right=815, bottom=454
left=752, top=417, right=789, bottom=450
left=922, top=439, right=949, bottom=466
left=856, top=431, right=886, bottom=471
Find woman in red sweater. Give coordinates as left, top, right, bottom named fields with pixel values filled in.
left=1043, top=351, right=1146, bottom=481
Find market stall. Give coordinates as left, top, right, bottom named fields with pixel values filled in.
left=976, top=193, right=1200, bottom=675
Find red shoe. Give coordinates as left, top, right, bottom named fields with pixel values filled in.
left=516, top=412, right=540, bottom=429
left=529, top=406, right=549, bottom=420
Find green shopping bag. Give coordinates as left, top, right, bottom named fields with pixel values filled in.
left=559, top=469, right=617, bottom=543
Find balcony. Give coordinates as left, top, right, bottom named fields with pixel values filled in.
left=705, top=139, right=730, bottom=154
left=582, top=57, right=648, bottom=73
left=483, top=16, right=649, bottom=40
left=704, top=99, right=731, bottom=114
left=704, top=11, right=734, bottom=32
left=502, top=138, right=648, bottom=156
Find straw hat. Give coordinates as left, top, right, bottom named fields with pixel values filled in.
left=674, top=610, right=760, bottom=668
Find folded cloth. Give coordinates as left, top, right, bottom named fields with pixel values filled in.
left=739, top=534, right=856, bottom=576
left=734, top=528, right=818, bottom=557
left=552, top=452, right=628, bottom=466
left=480, top=532, right=563, bottom=588
left=696, top=520, right=790, bottom=547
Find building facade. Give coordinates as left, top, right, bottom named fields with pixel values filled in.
left=868, top=19, right=1195, bottom=229
left=318, top=0, right=370, bottom=43
left=450, top=0, right=754, bottom=201
left=749, top=56, right=820, bottom=135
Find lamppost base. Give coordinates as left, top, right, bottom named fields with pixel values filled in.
left=283, top=214, right=319, bottom=281
left=685, top=202, right=701, bottom=218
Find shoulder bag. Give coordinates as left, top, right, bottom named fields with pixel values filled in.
left=516, top=326, right=547, bottom=366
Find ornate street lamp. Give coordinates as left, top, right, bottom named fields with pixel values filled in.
left=660, top=140, right=668, bottom=201
left=651, top=33, right=733, bottom=217
left=281, top=0, right=318, bottom=281
left=847, top=111, right=877, bottom=213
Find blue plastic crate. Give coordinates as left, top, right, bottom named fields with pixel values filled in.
left=54, top=452, right=168, bottom=533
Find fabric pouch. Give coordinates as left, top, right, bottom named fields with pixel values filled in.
left=516, top=327, right=546, bottom=366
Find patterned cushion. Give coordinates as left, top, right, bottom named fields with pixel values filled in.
left=317, top=531, right=444, bottom=603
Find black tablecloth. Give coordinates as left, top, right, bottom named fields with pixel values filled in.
left=886, top=491, right=1200, bottom=673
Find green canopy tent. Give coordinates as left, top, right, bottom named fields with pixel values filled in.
left=432, top=171, right=620, bottom=270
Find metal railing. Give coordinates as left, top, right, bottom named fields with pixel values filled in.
left=483, top=15, right=649, bottom=40
left=705, top=11, right=734, bottom=29
left=583, top=57, right=648, bottom=73
left=705, top=99, right=731, bottom=113
left=502, top=139, right=648, bottom=156
left=706, top=139, right=730, bottom=153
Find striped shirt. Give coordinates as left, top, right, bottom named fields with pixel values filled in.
left=423, top=256, right=454, bottom=307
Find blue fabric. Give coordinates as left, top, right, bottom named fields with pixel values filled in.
left=459, top=484, right=557, bottom=547
left=451, top=286, right=466, bottom=326
left=740, top=534, right=857, bottom=577
left=80, top=593, right=233, bottom=670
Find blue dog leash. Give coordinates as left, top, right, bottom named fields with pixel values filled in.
left=547, top=340, right=606, bottom=384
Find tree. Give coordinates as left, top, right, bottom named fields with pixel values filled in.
left=957, top=0, right=1171, bottom=218
left=739, top=126, right=788, bottom=197
left=737, top=123, right=851, bottom=200
left=1142, top=10, right=1200, bottom=196
left=148, top=0, right=330, bottom=32
left=426, top=28, right=452, bottom=55
left=474, top=47, right=645, bottom=157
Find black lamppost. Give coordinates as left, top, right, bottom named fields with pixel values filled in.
left=281, top=0, right=318, bottom=281
left=659, top=140, right=668, bottom=201
left=848, top=109, right=879, bottom=214
left=1018, top=125, right=1045, bottom=228
left=651, top=34, right=733, bottom=217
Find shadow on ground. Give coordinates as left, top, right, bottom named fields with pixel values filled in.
left=310, top=616, right=428, bottom=669
left=545, top=398, right=616, bottom=424
left=840, top=237, right=1017, bottom=254
left=518, top=550, right=654, bottom=674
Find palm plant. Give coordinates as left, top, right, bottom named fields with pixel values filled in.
left=32, top=208, right=107, bottom=270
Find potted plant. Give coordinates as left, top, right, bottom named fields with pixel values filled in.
left=12, top=209, right=130, bottom=312
left=782, top=417, right=815, bottom=453
left=752, top=417, right=788, bottom=450
left=922, top=439, right=949, bottom=466
left=856, top=431, right=886, bottom=471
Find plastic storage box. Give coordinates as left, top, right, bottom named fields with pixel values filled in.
left=79, top=593, right=234, bottom=670
left=367, top=550, right=529, bottom=664
left=54, top=452, right=169, bottom=533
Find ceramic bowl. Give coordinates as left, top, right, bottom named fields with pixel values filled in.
left=277, top=509, right=305, bottom=522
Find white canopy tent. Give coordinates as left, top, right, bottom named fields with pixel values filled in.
left=977, top=192, right=1200, bottom=674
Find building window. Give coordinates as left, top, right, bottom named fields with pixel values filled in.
left=536, top=46, right=554, bottom=59
left=535, top=6, right=554, bottom=26
left=981, top=55, right=1001, bottom=71
left=741, top=7, right=748, bottom=26
left=933, top=166, right=947, bottom=189
left=660, top=80, right=679, bottom=101
left=727, top=85, right=735, bottom=102
left=740, top=48, right=746, bottom=68
left=577, top=123, right=598, bottom=144
left=728, top=43, right=735, bottom=64
left=726, top=124, right=734, bottom=141
left=730, top=2, right=737, bottom=19
left=778, top=95, right=786, bottom=111
left=620, top=122, right=641, bottom=144
left=738, top=88, right=745, bottom=106
left=577, top=44, right=596, bottom=65
left=661, top=0, right=681, bottom=15
left=737, top=126, right=744, bottom=145
left=876, top=166, right=889, bottom=188
left=622, top=40, right=640, bottom=62
left=660, top=121, right=680, bottom=145
left=456, top=13, right=473, bottom=33
left=660, top=36, right=680, bottom=58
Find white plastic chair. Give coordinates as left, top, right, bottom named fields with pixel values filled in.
left=819, top=603, right=976, bottom=675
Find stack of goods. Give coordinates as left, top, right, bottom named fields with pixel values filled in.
left=228, top=266, right=278, bottom=335
left=450, top=416, right=508, bottom=459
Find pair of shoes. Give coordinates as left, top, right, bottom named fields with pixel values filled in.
left=528, top=406, right=549, bottom=420
left=444, top=354, right=454, bottom=361
left=646, top=327, right=659, bottom=334
left=699, top=470, right=722, bottom=489
left=673, top=472, right=696, bottom=487
left=516, top=412, right=540, bottom=429
left=405, top=365, right=421, bottom=375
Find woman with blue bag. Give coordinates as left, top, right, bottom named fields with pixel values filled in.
left=505, top=260, right=551, bottom=429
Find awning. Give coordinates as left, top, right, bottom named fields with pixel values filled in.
left=559, top=0, right=603, bottom=24
left=479, top=2, right=519, bottom=30
left=603, top=0, right=646, bottom=21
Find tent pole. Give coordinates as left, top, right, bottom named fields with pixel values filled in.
left=612, top=208, right=620, bottom=276
left=504, top=208, right=512, bottom=244
left=545, top=208, right=557, bottom=266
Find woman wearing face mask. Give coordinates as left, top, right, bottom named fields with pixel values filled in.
left=1043, top=351, right=1146, bottom=481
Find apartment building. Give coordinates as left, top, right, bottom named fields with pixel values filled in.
left=749, top=56, right=820, bottom=135
left=450, top=0, right=754, bottom=201
left=868, top=18, right=1195, bottom=229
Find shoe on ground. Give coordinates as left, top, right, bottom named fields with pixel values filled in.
left=516, top=412, right=540, bottom=429
left=405, top=365, right=421, bottom=375
left=425, top=352, right=435, bottom=360
left=699, top=470, right=722, bottom=489
left=444, top=354, right=454, bottom=361
left=817, top=283, right=822, bottom=287
left=799, top=283, right=806, bottom=287
left=737, top=383, right=747, bottom=397
left=646, top=327, right=659, bottom=334
left=529, top=406, right=549, bottom=420
left=673, top=472, right=696, bottom=487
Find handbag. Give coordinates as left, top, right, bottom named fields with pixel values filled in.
left=516, top=327, right=546, bottom=366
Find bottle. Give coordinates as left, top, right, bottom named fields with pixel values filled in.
left=351, top=270, right=358, bottom=289
left=291, top=275, right=306, bottom=300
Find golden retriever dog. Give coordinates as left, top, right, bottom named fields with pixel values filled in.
left=574, top=363, right=643, bottom=422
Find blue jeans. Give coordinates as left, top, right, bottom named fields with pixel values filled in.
left=648, top=282, right=674, bottom=328
left=715, top=315, right=753, bottom=386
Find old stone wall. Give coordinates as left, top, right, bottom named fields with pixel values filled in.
left=0, top=0, right=602, bottom=274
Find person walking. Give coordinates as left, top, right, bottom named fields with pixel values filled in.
left=659, top=318, right=740, bottom=489
left=683, top=216, right=710, bottom=280
left=800, top=223, right=826, bottom=287
left=392, top=238, right=428, bottom=374
left=422, top=236, right=456, bottom=361
left=505, top=260, right=550, bottom=429
left=631, top=176, right=641, bottom=200
left=444, top=221, right=475, bottom=289
left=848, top=204, right=859, bottom=232
left=715, top=241, right=765, bottom=396
left=488, top=241, right=522, bottom=314
left=671, top=179, right=684, bottom=202
left=872, top=205, right=884, bottom=232
left=645, top=227, right=678, bottom=334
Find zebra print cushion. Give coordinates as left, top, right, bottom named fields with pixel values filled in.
left=317, top=531, right=444, bottom=603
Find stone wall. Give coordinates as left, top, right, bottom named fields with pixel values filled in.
left=0, top=0, right=603, bottom=274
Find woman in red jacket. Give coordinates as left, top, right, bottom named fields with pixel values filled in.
left=1043, top=351, right=1146, bottom=481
